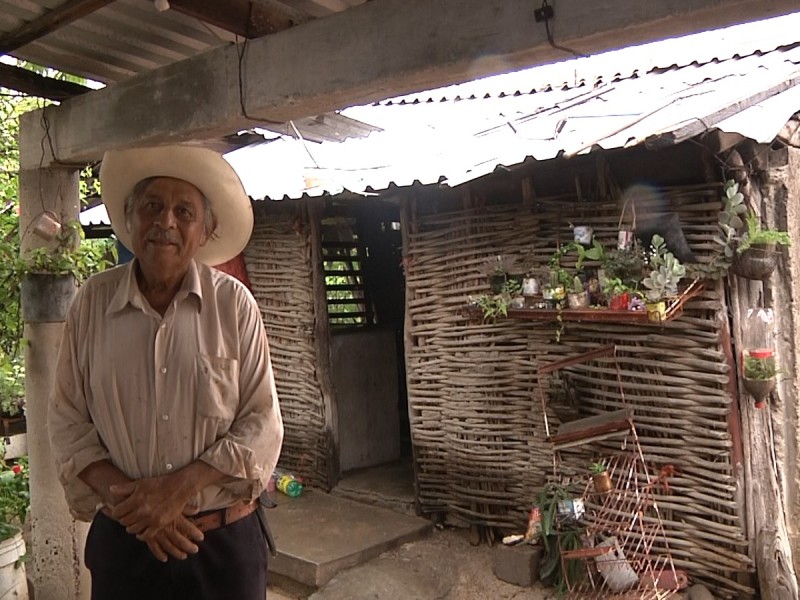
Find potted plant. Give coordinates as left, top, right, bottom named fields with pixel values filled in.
left=480, top=255, right=518, bottom=294
left=542, top=268, right=568, bottom=308
left=602, top=277, right=631, bottom=310
left=642, top=235, right=685, bottom=323
left=473, top=278, right=521, bottom=323
left=743, top=351, right=777, bottom=409
left=688, top=179, right=744, bottom=280
left=16, top=220, right=115, bottom=322
left=0, top=456, right=29, bottom=598
left=590, top=461, right=612, bottom=493
left=733, top=211, right=791, bottom=280
left=567, top=276, right=589, bottom=309
left=0, top=352, right=25, bottom=437
left=604, top=239, right=645, bottom=290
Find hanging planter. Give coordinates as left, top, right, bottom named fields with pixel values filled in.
left=742, top=309, right=778, bottom=409
left=733, top=243, right=778, bottom=280
left=20, top=273, right=76, bottom=323
left=732, top=211, right=790, bottom=280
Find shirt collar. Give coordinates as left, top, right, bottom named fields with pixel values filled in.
left=106, top=259, right=203, bottom=316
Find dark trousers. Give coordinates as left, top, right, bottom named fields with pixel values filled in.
left=85, top=511, right=268, bottom=600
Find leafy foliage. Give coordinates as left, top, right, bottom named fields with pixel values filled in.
left=473, top=278, right=521, bottom=322
left=744, top=355, right=778, bottom=380
left=0, top=352, right=24, bottom=417
left=737, top=210, right=791, bottom=253
left=0, top=455, right=29, bottom=542
left=642, top=234, right=685, bottom=302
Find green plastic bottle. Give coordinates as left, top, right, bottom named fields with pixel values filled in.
left=275, top=471, right=303, bottom=497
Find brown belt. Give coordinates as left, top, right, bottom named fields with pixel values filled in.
left=189, top=501, right=258, bottom=533
left=100, top=500, right=257, bottom=534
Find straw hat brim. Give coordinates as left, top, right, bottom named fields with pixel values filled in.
left=100, top=145, right=253, bottom=266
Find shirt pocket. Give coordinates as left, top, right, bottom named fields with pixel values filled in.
left=196, top=355, right=240, bottom=423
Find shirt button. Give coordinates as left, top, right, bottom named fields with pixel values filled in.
left=160, top=367, right=167, bottom=374
left=161, top=414, right=169, bottom=421
left=165, top=463, right=173, bottom=471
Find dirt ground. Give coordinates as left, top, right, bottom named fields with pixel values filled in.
left=268, top=526, right=554, bottom=600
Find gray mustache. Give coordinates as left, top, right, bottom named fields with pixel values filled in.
left=146, top=229, right=179, bottom=244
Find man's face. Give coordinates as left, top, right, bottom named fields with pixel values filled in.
left=129, top=177, right=209, bottom=277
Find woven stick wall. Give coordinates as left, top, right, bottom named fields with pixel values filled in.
left=404, top=184, right=753, bottom=597
left=245, top=204, right=330, bottom=487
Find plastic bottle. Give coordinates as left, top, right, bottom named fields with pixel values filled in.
left=275, top=470, right=303, bottom=497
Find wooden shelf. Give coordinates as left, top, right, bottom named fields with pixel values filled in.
left=547, top=409, right=633, bottom=449
left=464, top=280, right=704, bottom=325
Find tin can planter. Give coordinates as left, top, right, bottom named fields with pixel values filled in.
left=646, top=301, right=666, bottom=323
left=567, top=291, right=590, bottom=309
left=592, top=471, right=613, bottom=493
left=733, top=243, right=778, bottom=280
left=608, top=292, right=629, bottom=311
left=21, top=273, right=76, bottom=322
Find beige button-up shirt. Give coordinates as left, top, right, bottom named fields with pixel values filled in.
left=48, top=259, right=283, bottom=522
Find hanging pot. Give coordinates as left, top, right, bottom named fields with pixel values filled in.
left=733, top=243, right=778, bottom=280
left=489, top=274, right=506, bottom=294
left=21, top=273, right=77, bottom=323
left=743, top=377, right=776, bottom=409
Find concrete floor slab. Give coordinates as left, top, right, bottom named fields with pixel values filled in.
left=266, top=489, right=432, bottom=587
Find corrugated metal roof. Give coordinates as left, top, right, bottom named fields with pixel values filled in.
left=0, top=0, right=364, bottom=85
left=1, top=0, right=374, bottom=143
left=225, top=15, right=800, bottom=200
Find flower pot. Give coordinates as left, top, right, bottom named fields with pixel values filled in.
left=646, top=301, right=666, bottom=323
left=21, top=273, right=76, bottom=323
left=542, top=285, right=565, bottom=302
left=733, top=243, right=778, bottom=280
left=488, top=274, right=507, bottom=294
left=567, top=291, right=589, bottom=309
left=0, top=529, right=27, bottom=599
left=592, top=471, right=613, bottom=493
left=608, top=292, right=629, bottom=311
left=743, top=377, right=776, bottom=408
left=522, top=276, right=539, bottom=296
left=573, top=226, right=593, bottom=245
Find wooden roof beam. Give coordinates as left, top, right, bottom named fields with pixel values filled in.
left=0, top=62, right=91, bottom=101
left=164, top=0, right=296, bottom=38
left=21, top=0, right=800, bottom=168
left=0, top=0, right=115, bottom=54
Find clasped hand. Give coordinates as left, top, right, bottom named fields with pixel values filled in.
left=109, top=477, right=204, bottom=563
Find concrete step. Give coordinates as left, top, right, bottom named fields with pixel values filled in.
left=266, top=489, right=432, bottom=588
left=330, top=461, right=417, bottom=517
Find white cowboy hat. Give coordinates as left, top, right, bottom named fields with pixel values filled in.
left=100, top=145, right=253, bottom=266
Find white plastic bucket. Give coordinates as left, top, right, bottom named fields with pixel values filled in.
left=0, top=532, right=28, bottom=599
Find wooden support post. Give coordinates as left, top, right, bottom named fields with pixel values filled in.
left=306, top=198, right=339, bottom=490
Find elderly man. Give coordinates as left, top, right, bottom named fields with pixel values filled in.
left=48, top=145, right=283, bottom=600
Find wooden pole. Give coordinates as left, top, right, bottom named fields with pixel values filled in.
left=306, top=198, right=340, bottom=489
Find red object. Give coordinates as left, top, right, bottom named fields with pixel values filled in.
left=608, top=292, right=629, bottom=310
left=11, top=465, right=21, bottom=474
left=755, top=400, right=766, bottom=409
left=213, top=253, right=253, bottom=291
left=747, top=348, right=774, bottom=359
